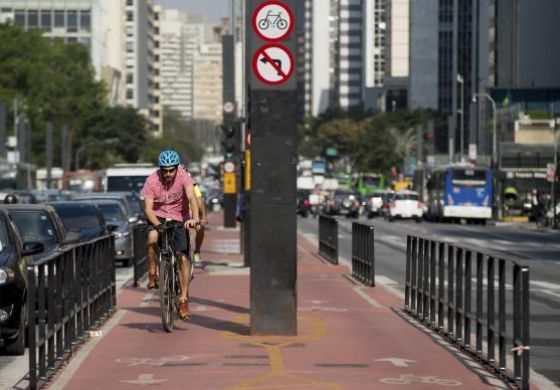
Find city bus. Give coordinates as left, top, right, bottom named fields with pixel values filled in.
left=426, top=165, right=492, bottom=223
left=105, top=163, right=157, bottom=192
left=354, top=173, right=385, bottom=197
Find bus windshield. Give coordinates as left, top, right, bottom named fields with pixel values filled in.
left=362, top=176, right=381, bottom=187
left=451, top=169, right=487, bottom=187
left=107, top=176, right=148, bottom=192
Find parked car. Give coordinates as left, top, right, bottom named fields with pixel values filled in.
left=84, top=200, right=133, bottom=266
left=387, top=190, right=423, bottom=222
left=48, top=202, right=108, bottom=242
left=325, top=189, right=361, bottom=218
left=73, top=192, right=142, bottom=223
left=31, top=189, right=73, bottom=203
left=0, top=209, right=44, bottom=355
left=0, top=204, right=81, bottom=262
left=297, top=189, right=311, bottom=217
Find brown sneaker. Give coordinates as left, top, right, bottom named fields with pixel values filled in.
left=178, top=298, right=191, bottom=320
left=147, top=272, right=158, bottom=290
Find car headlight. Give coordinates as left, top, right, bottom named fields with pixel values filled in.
left=0, top=268, right=15, bottom=285
left=113, top=231, right=130, bottom=238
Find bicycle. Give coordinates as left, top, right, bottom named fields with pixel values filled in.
left=258, top=10, right=288, bottom=30
left=154, top=219, right=192, bottom=332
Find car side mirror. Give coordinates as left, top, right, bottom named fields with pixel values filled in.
left=107, top=224, right=119, bottom=233
left=63, top=231, right=82, bottom=245
left=23, top=241, right=45, bottom=256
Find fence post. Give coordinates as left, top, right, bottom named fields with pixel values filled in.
left=27, top=266, right=37, bottom=389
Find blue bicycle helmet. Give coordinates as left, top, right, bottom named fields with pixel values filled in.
left=158, top=150, right=180, bottom=167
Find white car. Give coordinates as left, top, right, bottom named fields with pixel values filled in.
left=366, top=191, right=387, bottom=218
left=388, top=190, right=423, bottom=222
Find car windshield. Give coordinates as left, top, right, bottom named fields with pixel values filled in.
left=0, top=217, right=12, bottom=252
left=395, top=193, right=419, bottom=201
left=11, top=211, right=58, bottom=244
left=362, top=176, right=381, bottom=187
left=53, top=205, right=101, bottom=231
left=97, top=204, right=125, bottom=222
left=125, top=194, right=143, bottom=215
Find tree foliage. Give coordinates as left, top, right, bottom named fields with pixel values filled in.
left=0, top=23, right=203, bottom=170
left=300, top=108, right=441, bottom=175
left=140, top=107, right=203, bottom=165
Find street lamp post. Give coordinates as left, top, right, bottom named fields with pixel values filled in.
left=473, top=92, right=500, bottom=220
left=457, top=74, right=465, bottom=162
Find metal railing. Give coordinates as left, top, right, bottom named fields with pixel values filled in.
left=405, top=235, right=530, bottom=389
left=318, top=215, right=338, bottom=265
left=133, top=224, right=149, bottom=287
left=351, top=222, right=375, bottom=286
left=27, top=236, right=116, bottom=389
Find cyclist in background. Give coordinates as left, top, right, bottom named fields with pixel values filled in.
left=142, top=150, right=200, bottom=320
left=192, top=182, right=207, bottom=267
left=178, top=165, right=207, bottom=268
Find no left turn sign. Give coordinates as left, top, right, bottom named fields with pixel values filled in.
left=252, top=43, right=294, bottom=85
left=252, top=1, right=294, bottom=42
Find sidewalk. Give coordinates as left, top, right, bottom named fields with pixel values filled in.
left=46, top=212, right=512, bottom=390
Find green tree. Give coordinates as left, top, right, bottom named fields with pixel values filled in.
left=0, top=23, right=106, bottom=167
left=140, top=107, right=203, bottom=164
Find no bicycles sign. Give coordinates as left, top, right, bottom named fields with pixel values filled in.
left=252, top=0, right=294, bottom=42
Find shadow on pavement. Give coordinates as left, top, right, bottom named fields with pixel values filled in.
left=189, top=297, right=249, bottom=314
left=189, top=313, right=249, bottom=335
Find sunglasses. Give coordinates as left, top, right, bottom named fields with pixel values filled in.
left=161, top=167, right=177, bottom=173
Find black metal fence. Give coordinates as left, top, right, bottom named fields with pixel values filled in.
left=405, top=235, right=530, bottom=389
left=27, top=236, right=116, bottom=389
left=318, top=215, right=338, bottom=265
left=133, top=224, right=149, bottom=287
left=351, top=222, right=375, bottom=286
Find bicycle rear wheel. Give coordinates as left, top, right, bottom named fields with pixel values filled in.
left=159, top=258, right=174, bottom=332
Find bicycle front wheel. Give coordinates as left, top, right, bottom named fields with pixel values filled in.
left=159, top=259, right=174, bottom=332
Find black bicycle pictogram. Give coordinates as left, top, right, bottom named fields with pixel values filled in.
left=258, top=10, right=288, bottom=30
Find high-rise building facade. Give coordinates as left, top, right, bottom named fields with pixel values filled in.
left=494, top=0, right=560, bottom=89
left=160, top=9, right=194, bottom=120
left=408, top=0, right=491, bottom=159
left=192, top=43, right=222, bottom=123
left=0, top=0, right=127, bottom=106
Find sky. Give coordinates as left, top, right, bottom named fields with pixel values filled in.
left=155, top=0, right=230, bottom=21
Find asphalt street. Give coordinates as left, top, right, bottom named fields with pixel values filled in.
left=298, top=215, right=560, bottom=388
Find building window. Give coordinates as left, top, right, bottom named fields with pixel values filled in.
left=126, top=41, right=134, bottom=52
left=14, top=10, right=25, bottom=26
left=40, top=10, right=52, bottom=31
left=54, top=10, right=64, bottom=27
left=126, top=11, right=134, bottom=22
left=80, top=11, right=90, bottom=32
left=126, top=89, right=134, bottom=99
left=67, top=10, right=77, bottom=32
left=66, top=36, right=78, bottom=43
left=27, top=10, right=38, bottom=28
left=126, top=26, right=134, bottom=36
left=126, top=73, right=133, bottom=84
left=126, top=0, right=134, bottom=6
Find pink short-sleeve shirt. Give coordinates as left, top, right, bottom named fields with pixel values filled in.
left=141, top=167, right=194, bottom=222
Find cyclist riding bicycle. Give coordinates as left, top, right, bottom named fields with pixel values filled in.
left=142, top=150, right=200, bottom=320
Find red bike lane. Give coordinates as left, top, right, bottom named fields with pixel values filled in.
left=47, top=214, right=518, bottom=390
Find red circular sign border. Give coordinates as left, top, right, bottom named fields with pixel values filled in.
left=252, top=43, right=295, bottom=86
left=252, top=0, right=295, bottom=42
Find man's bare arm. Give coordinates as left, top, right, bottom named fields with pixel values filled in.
left=144, top=197, right=161, bottom=226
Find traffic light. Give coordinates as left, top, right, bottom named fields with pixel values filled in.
left=220, top=123, right=240, bottom=159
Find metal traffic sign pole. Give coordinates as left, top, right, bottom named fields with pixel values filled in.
left=247, top=0, right=297, bottom=335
